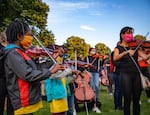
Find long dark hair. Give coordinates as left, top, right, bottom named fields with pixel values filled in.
left=6, top=20, right=29, bottom=43
left=119, top=26, right=134, bottom=43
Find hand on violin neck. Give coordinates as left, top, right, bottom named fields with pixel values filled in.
left=84, top=63, right=92, bottom=67
left=127, top=49, right=135, bottom=56
left=72, top=70, right=80, bottom=75
left=123, top=47, right=135, bottom=56
left=50, top=63, right=65, bottom=74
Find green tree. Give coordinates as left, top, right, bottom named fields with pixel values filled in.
left=36, top=29, right=55, bottom=46
left=0, top=0, right=55, bottom=45
left=0, top=0, right=19, bottom=31
left=95, top=42, right=111, bottom=55
left=0, top=0, right=48, bottom=30
left=134, top=35, right=147, bottom=41
left=64, top=36, right=90, bottom=59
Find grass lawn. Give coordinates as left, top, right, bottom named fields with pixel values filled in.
left=33, top=86, right=150, bottom=115
left=5, top=86, right=150, bottom=115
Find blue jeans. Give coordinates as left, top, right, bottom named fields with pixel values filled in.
left=90, top=72, right=100, bottom=100
left=113, top=72, right=122, bottom=109
left=67, top=94, right=74, bottom=115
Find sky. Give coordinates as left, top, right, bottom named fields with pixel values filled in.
left=43, top=0, right=150, bottom=50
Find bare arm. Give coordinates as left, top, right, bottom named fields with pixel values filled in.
left=113, top=48, right=129, bottom=61
left=138, top=48, right=150, bottom=60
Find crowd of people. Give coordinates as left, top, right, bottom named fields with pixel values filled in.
left=0, top=20, right=150, bottom=115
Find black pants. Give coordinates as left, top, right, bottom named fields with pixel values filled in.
left=121, top=72, right=142, bottom=115
left=0, top=78, right=6, bottom=115
left=107, top=73, right=114, bottom=93
left=0, top=78, right=14, bottom=115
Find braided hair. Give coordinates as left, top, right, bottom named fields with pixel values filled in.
left=6, top=20, right=29, bottom=43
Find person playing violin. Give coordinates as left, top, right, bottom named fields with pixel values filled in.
left=83, top=48, right=109, bottom=113
left=113, top=26, right=150, bottom=115
left=4, top=19, right=65, bottom=115
left=73, top=52, right=101, bottom=113
left=137, top=47, right=150, bottom=103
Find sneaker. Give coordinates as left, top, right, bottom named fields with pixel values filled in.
left=115, top=106, right=123, bottom=111
left=73, top=108, right=76, bottom=115
left=148, top=98, right=150, bottom=103
left=92, top=107, right=101, bottom=113
left=139, top=100, right=142, bottom=105
left=109, top=93, right=113, bottom=96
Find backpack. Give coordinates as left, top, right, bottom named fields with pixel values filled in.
left=0, top=44, right=5, bottom=76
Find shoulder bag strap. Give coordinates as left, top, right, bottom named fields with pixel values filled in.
left=123, top=47, right=142, bottom=74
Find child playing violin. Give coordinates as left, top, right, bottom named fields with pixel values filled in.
left=4, top=19, right=65, bottom=115
left=44, top=47, right=80, bottom=115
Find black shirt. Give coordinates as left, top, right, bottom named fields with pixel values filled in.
left=84, top=56, right=100, bottom=72
left=116, top=45, right=139, bottom=73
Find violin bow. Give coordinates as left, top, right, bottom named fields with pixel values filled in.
left=74, top=50, right=78, bottom=70
left=33, top=35, right=57, bottom=64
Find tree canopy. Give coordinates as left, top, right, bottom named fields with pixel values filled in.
left=0, top=0, right=124, bottom=53
left=0, top=0, right=55, bottom=45
left=134, top=34, right=147, bottom=41
left=95, top=42, right=111, bottom=55
left=64, top=36, right=90, bottom=59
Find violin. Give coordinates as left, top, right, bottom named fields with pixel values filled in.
left=26, top=46, right=57, bottom=58
left=92, top=53, right=104, bottom=59
left=32, top=35, right=57, bottom=64
left=67, top=60, right=92, bottom=68
left=74, top=70, right=95, bottom=102
left=128, top=40, right=150, bottom=48
left=26, top=44, right=66, bottom=61
left=128, top=40, right=150, bottom=53
left=128, top=32, right=150, bottom=49
left=142, top=41, right=150, bottom=48
left=128, top=40, right=140, bottom=48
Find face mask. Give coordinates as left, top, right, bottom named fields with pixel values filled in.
left=124, top=34, right=133, bottom=42
left=90, top=51, right=96, bottom=55
left=20, top=35, right=33, bottom=49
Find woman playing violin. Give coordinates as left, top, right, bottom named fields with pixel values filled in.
left=113, top=26, right=150, bottom=115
